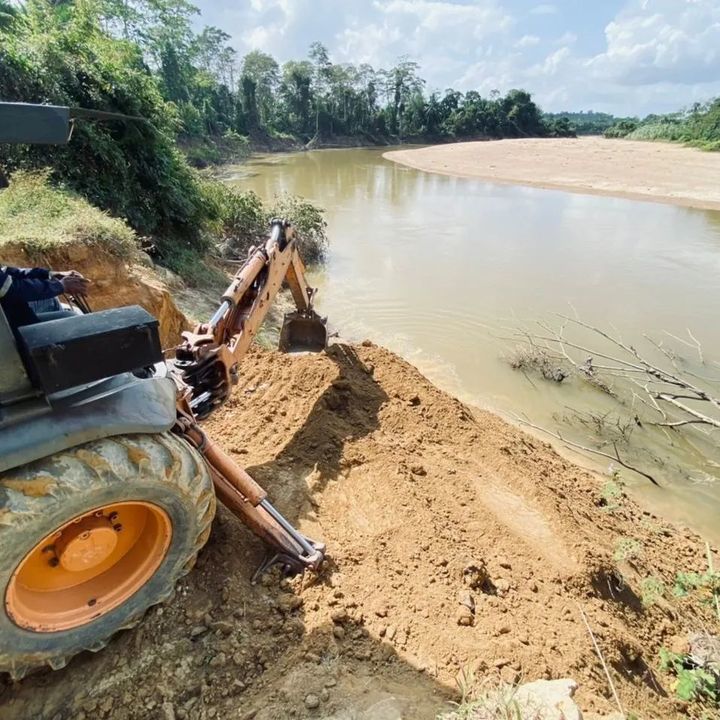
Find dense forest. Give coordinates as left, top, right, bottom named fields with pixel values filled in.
left=542, top=111, right=621, bottom=136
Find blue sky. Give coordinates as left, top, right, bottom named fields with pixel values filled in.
left=193, top=0, right=720, bottom=116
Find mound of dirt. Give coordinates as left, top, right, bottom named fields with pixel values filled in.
left=2, top=343, right=718, bottom=720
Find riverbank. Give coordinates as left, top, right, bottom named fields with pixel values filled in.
left=3, top=338, right=718, bottom=719
left=384, top=137, right=720, bottom=211
left=2, top=216, right=718, bottom=718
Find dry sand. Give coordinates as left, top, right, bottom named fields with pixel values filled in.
left=385, top=137, right=720, bottom=211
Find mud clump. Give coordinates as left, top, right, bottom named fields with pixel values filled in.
left=2, top=343, right=718, bottom=720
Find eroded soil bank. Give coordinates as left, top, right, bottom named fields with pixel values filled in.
left=385, top=137, right=720, bottom=211
left=2, top=342, right=718, bottom=720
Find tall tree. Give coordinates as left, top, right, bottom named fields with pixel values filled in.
left=241, top=50, right=279, bottom=126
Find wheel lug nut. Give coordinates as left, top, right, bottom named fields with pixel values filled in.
left=113, top=524, right=122, bottom=532
left=49, top=558, right=59, bottom=568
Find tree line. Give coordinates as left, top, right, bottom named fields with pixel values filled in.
left=1, top=0, right=575, bottom=154
left=604, top=100, right=720, bottom=151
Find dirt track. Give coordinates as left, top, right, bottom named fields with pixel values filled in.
left=385, top=137, right=720, bottom=211
left=2, top=343, right=718, bottom=719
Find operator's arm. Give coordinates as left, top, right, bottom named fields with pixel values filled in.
left=1, top=266, right=64, bottom=302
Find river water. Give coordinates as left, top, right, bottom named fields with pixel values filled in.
left=220, top=147, right=720, bottom=542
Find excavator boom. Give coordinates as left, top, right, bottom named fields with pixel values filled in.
left=174, top=220, right=326, bottom=418
left=171, top=219, right=328, bottom=577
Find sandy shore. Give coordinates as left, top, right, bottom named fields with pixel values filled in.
left=384, top=137, right=720, bottom=211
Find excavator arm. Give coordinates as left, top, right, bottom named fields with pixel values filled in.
left=174, top=219, right=326, bottom=419
left=171, top=219, right=328, bottom=578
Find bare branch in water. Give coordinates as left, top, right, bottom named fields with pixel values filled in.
left=510, top=413, right=660, bottom=486
left=508, top=316, right=720, bottom=432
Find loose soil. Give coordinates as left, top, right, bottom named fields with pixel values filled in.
left=2, top=343, right=718, bottom=720
left=385, top=137, right=720, bottom=211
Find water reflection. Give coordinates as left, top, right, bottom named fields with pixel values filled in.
left=226, top=148, right=720, bottom=542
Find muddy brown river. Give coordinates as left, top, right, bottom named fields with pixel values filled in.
left=220, top=147, right=720, bottom=543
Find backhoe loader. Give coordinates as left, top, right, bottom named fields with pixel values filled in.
left=0, top=102, right=328, bottom=679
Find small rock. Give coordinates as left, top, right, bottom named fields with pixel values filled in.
left=463, top=561, right=488, bottom=590
left=162, top=703, right=176, bottom=720
left=278, top=595, right=304, bottom=614
left=320, top=688, right=330, bottom=702
left=497, top=558, right=512, bottom=570
left=457, top=590, right=475, bottom=612
left=410, top=464, right=427, bottom=476
left=190, top=625, right=208, bottom=638
left=324, top=678, right=337, bottom=688
left=456, top=606, right=474, bottom=626
left=386, top=625, right=397, bottom=640
left=304, top=694, right=321, bottom=710
left=210, top=620, right=235, bottom=635
left=408, top=395, right=421, bottom=406
left=495, top=579, right=511, bottom=596
left=333, top=625, right=346, bottom=640
left=512, top=679, right=581, bottom=720
left=689, top=631, right=720, bottom=670
left=209, top=652, right=227, bottom=667
left=100, top=697, right=114, bottom=715
left=330, top=609, right=348, bottom=624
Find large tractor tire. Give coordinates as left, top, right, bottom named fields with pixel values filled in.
left=0, top=432, right=215, bottom=680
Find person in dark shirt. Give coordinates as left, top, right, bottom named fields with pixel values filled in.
left=0, top=265, right=89, bottom=333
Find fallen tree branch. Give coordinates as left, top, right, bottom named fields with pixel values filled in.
left=511, top=413, right=660, bottom=486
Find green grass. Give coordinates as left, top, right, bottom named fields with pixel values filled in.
left=625, top=122, right=686, bottom=142
left=0, top=172, right=136, bottom=258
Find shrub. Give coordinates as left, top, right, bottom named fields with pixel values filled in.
left=268, top=193, right=328, bottom=264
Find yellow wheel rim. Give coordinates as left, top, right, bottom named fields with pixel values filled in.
left=5, top=502, right=171, bottom=632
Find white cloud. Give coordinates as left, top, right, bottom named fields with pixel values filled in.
left=555, top=31, right=577, bottom=46
left=515, top=34, right=541, bottom=49
left=529, top=4, right=558, bottom=15
left=587, top=0, right=720, bottom=86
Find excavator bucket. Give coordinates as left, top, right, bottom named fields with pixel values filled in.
left=278, top=311, right=328, bottom=353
